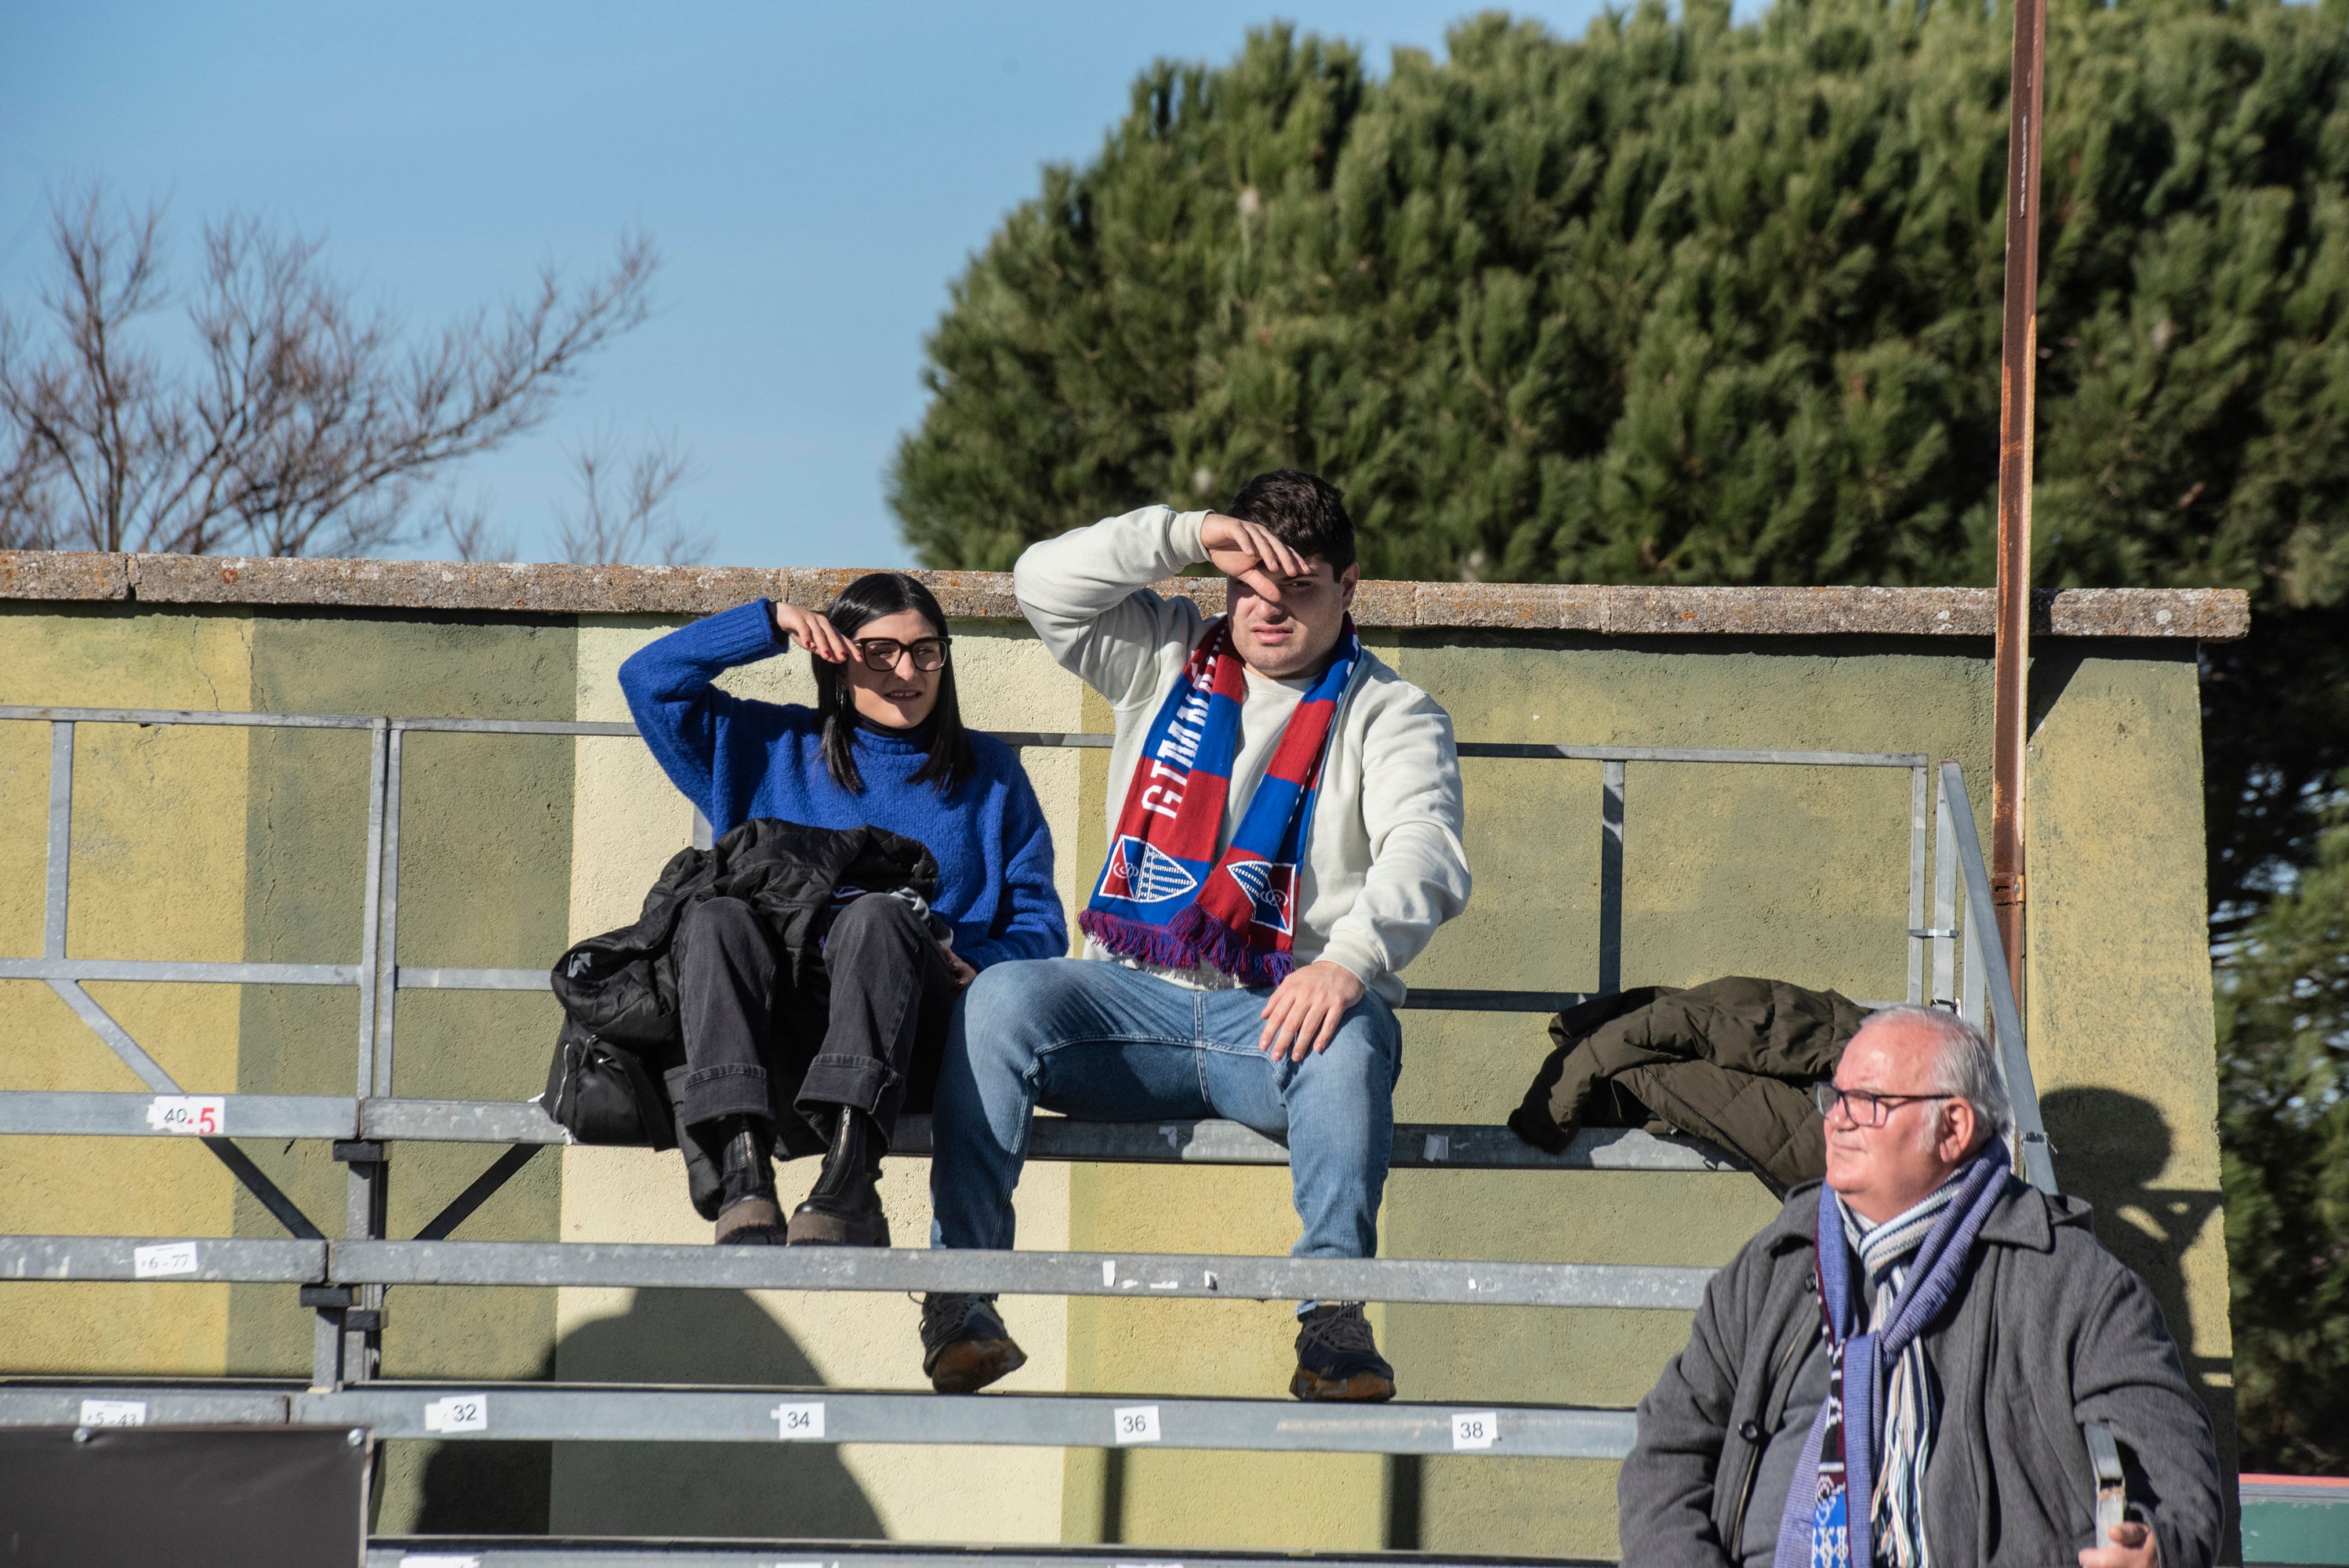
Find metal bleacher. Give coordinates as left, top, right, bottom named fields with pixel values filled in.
left=0, top=703, right=2054, bottom=1566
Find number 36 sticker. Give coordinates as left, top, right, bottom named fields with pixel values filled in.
left=1112, top=1405, right=1161, bottom=1444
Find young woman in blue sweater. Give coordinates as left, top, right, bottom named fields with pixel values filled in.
left=620, top=573, right=1065, bottom=1247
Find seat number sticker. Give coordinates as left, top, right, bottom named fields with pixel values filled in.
left=132, top=1241, right=199, bottom=1278
left=423, top=1395, right=489, bottom=1434
left=146, top=1096, right=224, bottom=1135
left=772, top=1402, right=825, bottom=1439
left=1451, top=1410, right=1498, bottom=1450
left=79, top=1399, right=147, bottom=1426
left=1113, top=1405, right=1161, bottom=1444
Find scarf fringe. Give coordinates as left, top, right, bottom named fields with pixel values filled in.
left=1079, top=907, right=1296, bottom=989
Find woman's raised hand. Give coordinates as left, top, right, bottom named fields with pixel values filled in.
left=774, top=601, right=853, bottom=663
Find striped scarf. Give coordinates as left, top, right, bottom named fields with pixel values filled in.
left=1774, top=1145, right=2011, bottom=1568
left=1080, top=615, right=1359, bottom=986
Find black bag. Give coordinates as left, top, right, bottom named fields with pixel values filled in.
left=542, top=1018, right=677, bottom=1149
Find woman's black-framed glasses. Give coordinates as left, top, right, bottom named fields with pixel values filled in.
left=1811, top=1082, right=1952, bottom=1127
left=853, top=637, right=949, bottom=673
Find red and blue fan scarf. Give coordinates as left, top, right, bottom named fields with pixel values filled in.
left=1079, top=615, right=1360, bottom=987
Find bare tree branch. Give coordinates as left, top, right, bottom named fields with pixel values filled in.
left=0, top=181, right=660, bottom=558
left=553, top=426, right=709, bottom=564
left=430, top=491, right=518, bottom=564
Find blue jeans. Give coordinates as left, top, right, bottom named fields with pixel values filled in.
left=929, top=958, right=1402, bottom=1258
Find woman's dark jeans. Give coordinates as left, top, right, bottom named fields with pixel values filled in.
left=669, top=892, right=957, bottom=1214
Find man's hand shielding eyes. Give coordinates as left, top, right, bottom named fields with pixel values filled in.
left=1258, top=960, right=1366, bottom=1060
left=1203, top=513, right=1313, bottom=601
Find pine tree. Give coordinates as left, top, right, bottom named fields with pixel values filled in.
left=891, top=0, right=2349, bottom=901
left=2218, top=782, right=2349, bottom=1475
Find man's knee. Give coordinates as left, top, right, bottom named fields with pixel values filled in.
left=955, top=959, right=1080, bottom=1069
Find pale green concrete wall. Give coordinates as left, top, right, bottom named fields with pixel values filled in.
left=0, top=605, right=254, bottom=1374
left=222, top=609, right=579, bottom=1532
left=0, top=597, right=2231, bottom=1558
left=2024, top=643, right=2235, bottom=1461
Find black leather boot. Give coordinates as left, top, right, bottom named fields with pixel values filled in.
left=712, top=1116, right=786, bottom=1245
left=786, top=1105, right=889, bottom=1246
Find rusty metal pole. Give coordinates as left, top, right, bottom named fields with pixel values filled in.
left=1991, top=0, right=2047, bottom=1011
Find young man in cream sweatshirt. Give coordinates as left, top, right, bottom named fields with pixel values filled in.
left=920, top=469, right=1472, bottom=1402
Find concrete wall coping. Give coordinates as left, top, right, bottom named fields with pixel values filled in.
left=0, top=550, right=2249, bottom=640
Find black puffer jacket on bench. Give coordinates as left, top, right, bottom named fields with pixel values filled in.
left=1506, top=977, right=1867, bottom=1195
left=545, top=818, right=938, bottom=1148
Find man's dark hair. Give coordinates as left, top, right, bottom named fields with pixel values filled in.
left=811, top=571, right=975, bottom=796
left=1227, top=469, right=1356, bottom=572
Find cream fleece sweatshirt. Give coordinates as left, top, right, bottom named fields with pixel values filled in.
left=1012, top=505, right=1473, bottom=1005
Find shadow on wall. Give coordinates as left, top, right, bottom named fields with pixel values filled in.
left=414, top=1288, right=884, bottom=1539
left=2040, top=1088, right=2227, bottom=1395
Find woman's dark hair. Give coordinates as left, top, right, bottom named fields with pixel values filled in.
left=811, top=571, right=975, bottom=795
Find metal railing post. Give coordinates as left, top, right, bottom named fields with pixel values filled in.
left=43, top=721, right=71, bottom=958
left=1598, top=760, right=1625, bottom=995
left=1908, top=764, right=1929, bottom=1004
left=1931, top=774, right=1957, bottom=1007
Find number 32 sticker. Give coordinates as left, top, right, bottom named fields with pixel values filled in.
left=423, top=1395, right=489, bottom=1434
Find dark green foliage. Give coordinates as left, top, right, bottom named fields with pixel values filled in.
left=895, top=0, right=2349, bottom=609
left=895, top=0, right=2349, bottom=1469
left=2218, top=784, right=2349, bottom=1475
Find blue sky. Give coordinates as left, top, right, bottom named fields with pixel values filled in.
left=2, top=2, right=1622, bottom=569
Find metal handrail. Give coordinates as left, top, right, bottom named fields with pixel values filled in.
left=0, top=701, right=2028, bottom=1468
left=1937, top=760, right=2057, bottom=1192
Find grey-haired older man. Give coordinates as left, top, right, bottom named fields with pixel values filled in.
left=1619, top=1005, right=2221, bottom=1568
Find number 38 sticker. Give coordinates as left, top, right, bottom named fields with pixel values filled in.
left=1451, top=1410, right=1498, bottom=1450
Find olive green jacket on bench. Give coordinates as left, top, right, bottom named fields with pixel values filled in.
left=1509, top=976, right=1868, bottom=1195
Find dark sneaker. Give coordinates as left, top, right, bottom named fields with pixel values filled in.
left=920, top=1292, right=1027, bottom=1393
left=1291, top=1301, right=1396, bottom=1402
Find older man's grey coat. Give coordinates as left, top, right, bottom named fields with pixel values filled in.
left=1619, top=1175, right=2221, bottom=1568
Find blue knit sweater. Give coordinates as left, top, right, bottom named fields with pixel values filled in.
left=619, top=599, right=1066, bottom=971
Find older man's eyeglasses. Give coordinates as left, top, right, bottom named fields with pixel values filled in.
left=1812, top=1082, right=1953, bottom=1127
left=853, top=637, right=949, bottom=673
